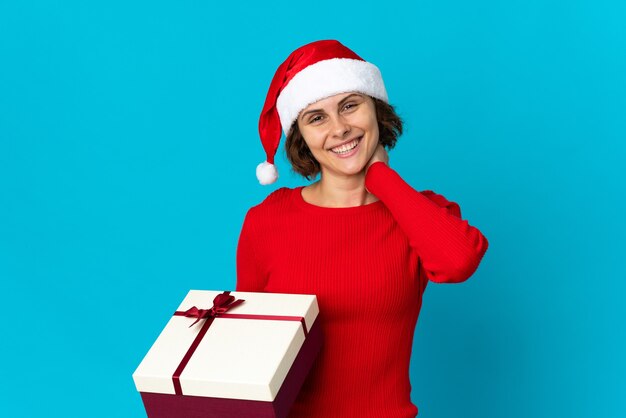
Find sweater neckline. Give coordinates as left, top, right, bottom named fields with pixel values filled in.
left=293, top=186, right=385, bottom=215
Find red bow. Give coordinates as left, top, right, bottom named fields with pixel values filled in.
left=181, top=291, right=245, bottom=327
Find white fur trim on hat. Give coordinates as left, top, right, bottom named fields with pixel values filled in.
left=256, top=161, right=278, bottom=185
left=276, top=58, right=388, bottom=136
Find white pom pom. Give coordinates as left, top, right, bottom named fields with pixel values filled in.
left=256, top=161, right=278, bottom=185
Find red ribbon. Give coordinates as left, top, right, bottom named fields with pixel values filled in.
left=171, top=291, right=308, bottom=396
left=178, top=292, right=246, bottom=327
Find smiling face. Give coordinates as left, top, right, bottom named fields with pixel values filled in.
left=296, top=92, right=379, bottom=179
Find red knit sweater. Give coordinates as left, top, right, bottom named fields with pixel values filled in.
left=236, top=162, right=489, bottom=418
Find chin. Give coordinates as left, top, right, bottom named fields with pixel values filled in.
left=332, top=162, right=368, bottom=177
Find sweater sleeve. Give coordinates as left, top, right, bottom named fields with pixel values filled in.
left=365, top=162, right=489, bottom=283
left=235, top=208, right=268, bottom=292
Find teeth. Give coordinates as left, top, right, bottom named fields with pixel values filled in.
left=331, top=137, right=360, bottom=154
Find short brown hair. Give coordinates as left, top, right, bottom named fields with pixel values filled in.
left=284, top=97, right=403, bottom=180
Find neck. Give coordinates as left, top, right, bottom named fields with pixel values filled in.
left=308, top=170, right=378, bottom=208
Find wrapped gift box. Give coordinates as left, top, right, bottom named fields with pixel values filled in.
left=133, top=290, right=322, bottom=418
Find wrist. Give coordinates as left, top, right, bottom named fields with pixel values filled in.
left=365, top=161, right=388, bottom=193
left=366, top=160, right=387, bottom=173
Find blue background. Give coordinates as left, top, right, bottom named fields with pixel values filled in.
left=1, top=1, right=624, bottom=417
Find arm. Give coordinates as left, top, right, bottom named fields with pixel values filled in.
left=365, top=161, right=489, bottom=283
left=235, top=208, right=268, bottom=292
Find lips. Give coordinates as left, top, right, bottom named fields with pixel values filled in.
left=329, top=136, right=363, bottom=154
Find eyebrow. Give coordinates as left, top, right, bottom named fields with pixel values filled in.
left=299, top=93, right=363, bottom=121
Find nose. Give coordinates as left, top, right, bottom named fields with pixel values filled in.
left=330, top=114, right=351, bottom=138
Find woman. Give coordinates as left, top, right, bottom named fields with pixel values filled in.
left=236, top=40, right=489, bottom=418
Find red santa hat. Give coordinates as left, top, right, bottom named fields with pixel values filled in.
left=256, top=39, right=389, bottom=185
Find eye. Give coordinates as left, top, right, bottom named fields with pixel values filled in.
left=343, top=102, right=358, bottom=111
left=309, top=114, right=324, bottom=124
